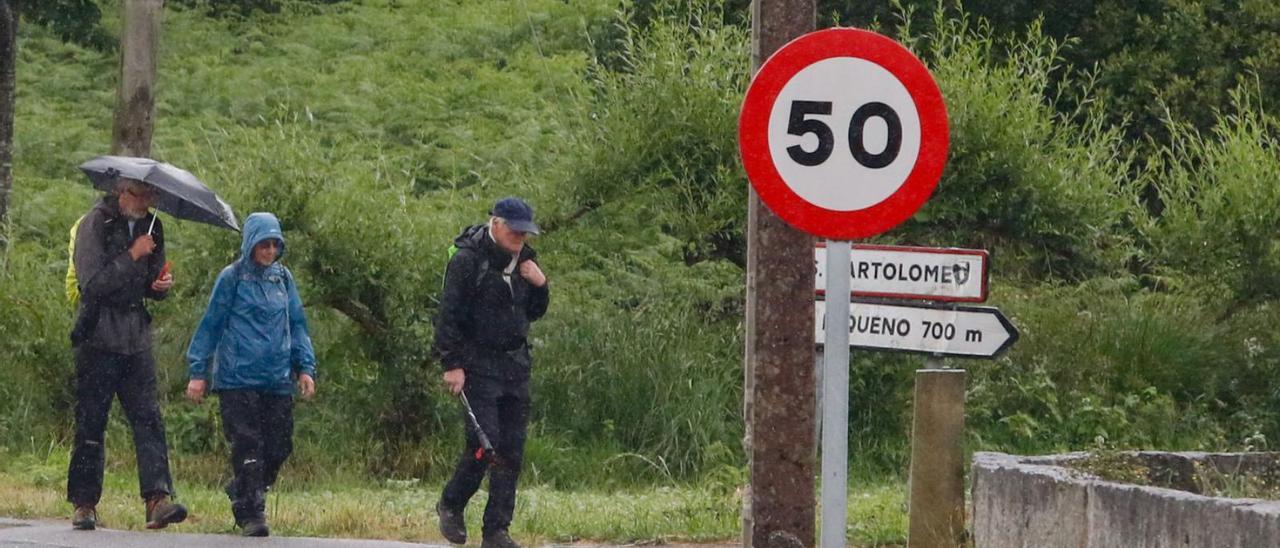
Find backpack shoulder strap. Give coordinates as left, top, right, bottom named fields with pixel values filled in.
left=225, top=261, right=245, bottom=305
left=474, top=258, right=489, bottom=289
left=443, top=244, right=489, bottom=291
left=281, top=265, right=296, bottom=296
left=66, top=215, right=87, bottom=306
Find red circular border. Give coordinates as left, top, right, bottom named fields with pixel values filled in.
left=739, top=28, right=949, bottom=240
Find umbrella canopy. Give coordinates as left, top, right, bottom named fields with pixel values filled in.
left=78, top=155, right=239, bottom=232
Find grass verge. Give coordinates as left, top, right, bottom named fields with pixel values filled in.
left=0, top=448, right=907, bottom=545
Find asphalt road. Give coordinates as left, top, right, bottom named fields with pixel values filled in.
left=0, top=518, right=447, bottom=548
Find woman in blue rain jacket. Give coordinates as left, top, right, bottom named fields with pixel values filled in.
left=184, top=211, right=317, bottom=537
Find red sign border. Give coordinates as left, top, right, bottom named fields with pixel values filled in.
left=739, top=28, right=950, bottom=240
left=815, top=243, right=989, bottom=303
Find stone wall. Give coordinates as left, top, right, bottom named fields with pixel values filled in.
left=971, top=451, right=1280, bottom=547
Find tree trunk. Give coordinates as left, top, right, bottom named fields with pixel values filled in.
left=112, top=0, right=162, bottom=158
left=0, top=0, right=17, bottom=229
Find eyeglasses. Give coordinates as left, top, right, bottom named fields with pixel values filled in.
left=494, top=218, right=531, bottom=236
left=124, top=187, right=156, bottom=200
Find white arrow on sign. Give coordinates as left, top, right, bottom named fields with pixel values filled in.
left=815, top=300, right=1018, bottom=358
left=816, top=244, right=988, bottom=302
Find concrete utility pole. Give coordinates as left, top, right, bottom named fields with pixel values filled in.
left=743, top=1, right=816, bottom=547
left=0, top=0, right=17, bottom=228
left=112, top=0, right=163, bottom=157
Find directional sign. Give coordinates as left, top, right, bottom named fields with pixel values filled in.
left=738, top=28, right=949, bottom=240
left=815, top=244, right=989, bottom=302
left=815, top=300, right=1018, bottom=358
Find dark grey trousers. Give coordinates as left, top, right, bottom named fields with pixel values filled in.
left=439, top=375, right=530, bottom=536
left=66, top=346, right=174, bottom=505
left=219, top=389, right=294, bottom=524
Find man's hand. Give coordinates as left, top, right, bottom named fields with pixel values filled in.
left=129, top=234, right=156, bottom=261
left=519, top=260, right=547, bottom=287
left=297, top=373, right=316, bottom=400
left=185, top=379, right=206, bottom=404
left=151, top=272, right=173, bottom=293
left=443, top=368, right=465, bottom=395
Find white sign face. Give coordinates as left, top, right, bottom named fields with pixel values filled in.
left=815, top=245, right=988, bottom=302
left=767, top=57, right=923, bottom=211
left=815, top=300, right=1018, bottom=358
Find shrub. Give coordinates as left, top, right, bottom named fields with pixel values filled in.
left=890, top=10, right=1139, bottom=281
left=554, top=1, right=750, bottom=265
left=1138, top=85, right=1280, bottom=305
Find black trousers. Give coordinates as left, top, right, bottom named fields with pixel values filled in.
left=66, top=346, right=174, bottom=505
left=440, top=375, right=531, bottom=536
left=219, top=389, right=294, bottom=524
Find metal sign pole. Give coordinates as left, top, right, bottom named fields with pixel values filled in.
left=821, top=239, right=851, bottom=548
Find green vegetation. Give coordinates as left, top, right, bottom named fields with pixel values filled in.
left=0, top=448, right=905, bottom=544
left=2, top=0, right=1280, bottom=542
left=1069, top=451, right=1280, bottom=501
left=826, top=0, right=1280, bottom=147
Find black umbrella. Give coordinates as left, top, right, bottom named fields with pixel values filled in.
left=78, top=155, right=239, bottom=232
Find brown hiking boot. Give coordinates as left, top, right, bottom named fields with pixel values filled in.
left=71, top=505, right=97, bottom=530
left=144, top=495, right=188, bottom=529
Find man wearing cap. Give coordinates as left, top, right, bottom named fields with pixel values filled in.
left=434, top=197, right=549, bottom=548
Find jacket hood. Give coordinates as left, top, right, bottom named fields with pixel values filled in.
left=454, top=224, right=537, bottom=263
left=453, top=224, right=488, bottom=250
left=240, top=212, right=286, bottom=265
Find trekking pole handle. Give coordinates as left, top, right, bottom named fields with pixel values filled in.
left=458, top=392, right=494, bottom=454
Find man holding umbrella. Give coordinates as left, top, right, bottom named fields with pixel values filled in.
left=67, top=156, right=238, bottom=531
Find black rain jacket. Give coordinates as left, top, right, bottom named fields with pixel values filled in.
left=71, top=195, right=167, bottom=354
left=433, top=224, right=549, bottom=381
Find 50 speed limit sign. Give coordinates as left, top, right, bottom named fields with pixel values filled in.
left=739, top=28, right=949, bottom=240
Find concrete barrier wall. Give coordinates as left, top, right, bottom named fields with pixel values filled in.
left=971, top=452, right=1280, bottom=548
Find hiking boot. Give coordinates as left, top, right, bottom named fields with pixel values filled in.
left=240, top=518, right=270, bottom=537
left=436, top=501, right=467, bottom=544
left=482, top=529, right=520, bottom=548
left=71, top=505, right=97, bottom=530
left=144, top=495, right=188, bottom=529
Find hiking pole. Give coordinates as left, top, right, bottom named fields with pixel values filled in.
left=457, top=392, right=494, bottom=462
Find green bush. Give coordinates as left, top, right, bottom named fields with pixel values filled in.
left=7, top=0, right=1280, bottom=493
left=1139, top=86, right=1280, bottom=304
left=534, top=219, right=746, bottom=481
left=968, top=277, right=1262, bottom=454
left=891, top=11, right=1139, bottom=280
left=554, top=1, right=750, bottom=265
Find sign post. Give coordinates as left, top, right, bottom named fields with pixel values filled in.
left=740, top=28, right=950, bottom=548
left=820, top=241, right=850, bottom=548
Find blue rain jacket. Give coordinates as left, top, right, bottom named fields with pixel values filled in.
left=186, top=212, right=317, bottom=394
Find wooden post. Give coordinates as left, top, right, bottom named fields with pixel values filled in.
left=112, top=0, right=163, bottom=157
left=907, top=363, right=967, bottom=548
left=743, top=2, right=816, bottom=547
left=0, top=0, right=17, bottom=227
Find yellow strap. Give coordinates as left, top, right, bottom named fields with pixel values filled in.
left=66, top=215, right=85, bottom=306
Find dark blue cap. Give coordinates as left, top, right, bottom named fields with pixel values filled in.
left=491, top=197, right=540, bottom=234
